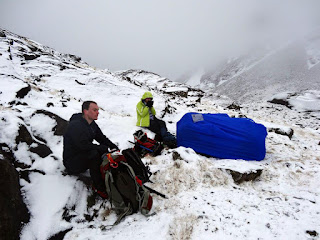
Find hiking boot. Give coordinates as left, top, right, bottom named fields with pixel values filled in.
left=163, top=140, right=177, bottom=149
left=96, top=190, right=108, bottom=199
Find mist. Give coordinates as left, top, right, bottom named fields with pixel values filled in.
left=1, top=0, right=320, bottom=80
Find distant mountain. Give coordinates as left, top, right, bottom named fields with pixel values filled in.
left=180, top=30, right=320, bottom=104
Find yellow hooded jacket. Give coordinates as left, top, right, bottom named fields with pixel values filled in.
left=136, top=92, right=156, bottom=127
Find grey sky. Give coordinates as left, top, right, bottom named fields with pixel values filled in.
left=1, top=0, right=320, bottom=80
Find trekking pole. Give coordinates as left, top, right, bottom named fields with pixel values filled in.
left=144, top=185, right=167, bottom=199
left=128, top=141, right=154, bottom=152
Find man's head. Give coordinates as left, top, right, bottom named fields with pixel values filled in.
left=82, top=101, right=99, bottom=123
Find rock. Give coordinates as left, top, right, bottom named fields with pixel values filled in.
left=164, top=88, right=188, bottom=98
left=226, top=169, right=262, bottom=184
left=68, top=54, right=81, bottom=62
left=15, top=124, right=52, bottom=157
left=8, top=100, right=28, bottom=106
left=75, top=79, right=85, bottom=85
left=268, top=98, right=292, bottom=109
left=172, top=151, right=183, bottom=161
left=34, top=110, right=68, bottom=136
left=0, top=31, right=6, bottom=38
left=0, top=144, right=15, bottom=165
left=238, top=114, right=248, bottom=118
left=19, top=169, right=45, bottom=183
left=62, top=206, right=77, bottom=222
left=30, top=144, right=53, bottom=158
left=268, top=127, right=294, bottom=139
left=28, top=45, right=39, bottom=52
left=0, top=159, right=30, bottom=240
left=227, top=103, right=241, bottom=111
left=160, top=102, right=177, bottom=118
left=23, top=54, right=40, bottom=61
left=39, top=74, right=51, bottom=78
left=60, top=65, right=68, bottom=71
left=16, top=85, right=31, bottom=99
left=306, top=230, right=318, bottom=237
left=16, top=124, right=34, bottom=145
left=48, top=228, right=73, bottom=240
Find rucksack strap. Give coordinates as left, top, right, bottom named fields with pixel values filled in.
left=113, top=204, right=133, bottom=225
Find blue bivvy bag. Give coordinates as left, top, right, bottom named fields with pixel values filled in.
left=177, top=113, right=267, bottom=161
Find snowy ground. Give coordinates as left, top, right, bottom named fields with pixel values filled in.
left=1, top=28, right=320, bottom=240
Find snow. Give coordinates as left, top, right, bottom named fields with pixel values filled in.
left=164, top=86, right=189, bottom=93
left=270, top=90, right=320, bottom=113
left=21, top=173, right=78, bottom=240
left=1, top=28, right=320, bottom=240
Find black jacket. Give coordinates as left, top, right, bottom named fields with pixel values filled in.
left=63, top=113, right=117, bottom=161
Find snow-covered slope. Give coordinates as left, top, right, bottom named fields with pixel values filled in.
left=212, top=41, right=320, bottom=103
left=1, top=28, right=320, bottom=240
left=186, top=30, right=320, bottom=111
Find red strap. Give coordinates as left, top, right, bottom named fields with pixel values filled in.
left=100, top=165, right=106, bottom=179
left=135, top=176, right=142, bottom=186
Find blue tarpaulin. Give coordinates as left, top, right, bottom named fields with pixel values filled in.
left=177, top=113, right=267, bottom=161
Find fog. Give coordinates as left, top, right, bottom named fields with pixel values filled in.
left=1, top=0, right=320, bottom=80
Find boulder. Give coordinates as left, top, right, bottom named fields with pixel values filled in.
left=268, top=98, right=292, bottom=109
left=16, top=124, right=52, bottom=157
left=16, top=85, right=31, bottom=99
left=23, top=54, right=40, bottom=61
left=226, top=169, right=263, bottom=184
left=268, top=127, right=294, bottom=139
left=34, top=110, right=68, bottom=136
left=0, top=158, right=30, bottom=240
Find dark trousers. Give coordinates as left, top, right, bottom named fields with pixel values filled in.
left=148, top=117, right=167, bottom=140
left=64, top=149, right=105, bottom=191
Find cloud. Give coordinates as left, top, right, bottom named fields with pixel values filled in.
left=1, top=0, right=320, bottom=79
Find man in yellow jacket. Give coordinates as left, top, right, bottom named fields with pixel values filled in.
left=136, top=92, right=176, bottom=147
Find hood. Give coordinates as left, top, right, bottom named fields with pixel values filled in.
left=69, top=113, right=83, bottom=122
left=141, top=91, right=153, bottom=100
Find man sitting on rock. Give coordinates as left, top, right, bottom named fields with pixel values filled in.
left=63, top=101, right=118, bottom=198
left=136, top=92, right=176, bottom=148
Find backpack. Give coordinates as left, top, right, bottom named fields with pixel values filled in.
left=100, top=152, right=153, bottom=225
left=122, top=148, right=152, bottom=184
left=133, top=130, right=164, bottom=157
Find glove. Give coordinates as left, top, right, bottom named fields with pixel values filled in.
left=97, top=144, right=108, bottom=154
left=109, top=144, right=119, bottom=153
left=109, top=148, right=119, bottom=153
left=146, top=100, right=153, bottom=108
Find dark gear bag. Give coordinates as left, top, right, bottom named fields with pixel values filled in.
left=100, top=152, right=153, bottom=225
left=122, top=148, right=152, bottom=184
left=133, top=130, right=163, bottom=157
